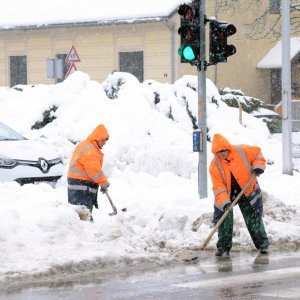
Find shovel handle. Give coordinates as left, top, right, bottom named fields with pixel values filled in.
left=105, top=191, right=117, bottom=215
left=201, top=173, right=256, bottom=250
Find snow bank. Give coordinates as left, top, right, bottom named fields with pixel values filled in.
left=0, top=71, right=299, bottom=284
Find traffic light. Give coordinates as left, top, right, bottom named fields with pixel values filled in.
left=209, top=20, right=237, bottom=64
left=177, top=2, right=200, bottom=66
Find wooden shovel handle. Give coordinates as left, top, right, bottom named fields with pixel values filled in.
left=201, top=173, right=256, bottom=250
left=105, top=190, right=117, bottom=215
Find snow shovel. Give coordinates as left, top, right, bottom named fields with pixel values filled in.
left=201, top=173, right=256, bottom=250
left=104, top=190, right=127, bottom=216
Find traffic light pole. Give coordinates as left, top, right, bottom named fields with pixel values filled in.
left=197, top=0, right=208, bottom=199
left=177, top=0, right=237, bottom=199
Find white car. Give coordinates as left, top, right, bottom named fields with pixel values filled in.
left=0, top=122, right=64, bottom=185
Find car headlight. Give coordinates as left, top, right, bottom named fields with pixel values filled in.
left=0, top=158, right=18, bottom=168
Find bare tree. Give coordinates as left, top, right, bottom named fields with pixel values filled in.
left=215, top=0, right=300, bottom=40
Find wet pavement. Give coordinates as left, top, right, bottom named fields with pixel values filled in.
left=1, top=250, right=300, bottom=299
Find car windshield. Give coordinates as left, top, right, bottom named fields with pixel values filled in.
left=0, top=122, right=25, bottom=141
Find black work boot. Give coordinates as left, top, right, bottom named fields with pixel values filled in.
left=259, top=246, right=268, bottom=255
left=215, top=249, right=230, bottom=257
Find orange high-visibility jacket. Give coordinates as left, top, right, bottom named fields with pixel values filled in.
left=68, top=124, right=109, bottom=188
left=209, top=134, right=266, bottom=211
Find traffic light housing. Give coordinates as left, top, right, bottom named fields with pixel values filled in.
left=209, top=20, right=237, bottom=64
left=177, top=2, right=200, bottom=66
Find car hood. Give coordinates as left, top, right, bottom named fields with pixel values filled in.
left=0, top=140, right=61, bottom=161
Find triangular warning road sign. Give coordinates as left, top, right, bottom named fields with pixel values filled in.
left=65, top=46, right=80, bottom=62
left=65, top=63, right=77, bottom=78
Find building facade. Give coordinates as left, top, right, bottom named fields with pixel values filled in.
left=0, top=20, right=179, bottom=87
left=0, top=0, right=299, bottom=105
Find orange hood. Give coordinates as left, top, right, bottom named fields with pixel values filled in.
left=211, top=134, right=232, bottom=154
left=87, top=124, right=109, bottom=142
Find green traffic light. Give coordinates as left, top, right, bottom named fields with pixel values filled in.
left=178, top=45, right=196, bottom=61
left=183, top=46, right=196, bottom=61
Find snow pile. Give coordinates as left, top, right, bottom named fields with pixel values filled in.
left=0, top=71, right=299, bottom=285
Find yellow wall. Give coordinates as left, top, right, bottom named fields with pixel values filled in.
left=0, top=1, right=298, bottom=105
left=145, top=29, right=172, bottom=82
left=0, top=23, right=173, bottom=87
left=0, top=40, right=6, bottom=86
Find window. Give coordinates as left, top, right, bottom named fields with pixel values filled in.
left=270, top=0, right=280, bottom=14
left=10, top=56, right=27, bottom=87
left=56, top=54, right=71, bottom=83
left=292, top=54, right=300, bottom=97
left=271, top=69, right=281, bottom=104
left=119, top=51, right=144, bottom=82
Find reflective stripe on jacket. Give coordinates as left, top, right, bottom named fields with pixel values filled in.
left=209, top=134, right=266, bottom=211
left=68, top=178, right=99, bottom=209
left=67, top=124, right=109, bottom=188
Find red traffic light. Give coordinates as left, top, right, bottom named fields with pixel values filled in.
left=178, top=4, right=196, bottom=21
left=178, top=25, right=198, bottom=42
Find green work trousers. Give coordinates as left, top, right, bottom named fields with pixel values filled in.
left=217, top=200, right=269, bottom=252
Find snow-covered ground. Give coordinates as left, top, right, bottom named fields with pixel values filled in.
left=0, top=71, right=299, bottom=284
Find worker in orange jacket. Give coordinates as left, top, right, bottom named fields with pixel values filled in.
left=209, top=133, right=269, bottom=257
left=68, top=124, right=110, bottom=222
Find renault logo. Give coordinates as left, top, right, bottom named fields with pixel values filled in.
left=39, top=158, right=49, bottom=173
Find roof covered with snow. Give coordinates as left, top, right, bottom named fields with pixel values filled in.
left=0, top=0, right=190, bottom=29
left=257, top=37, right=300, bottom=69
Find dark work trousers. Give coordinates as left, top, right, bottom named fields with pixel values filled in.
left=68, top=178, right=99, bottom=211
left=217, top=173, right=269, bottom=252
left=217, top=200, right=269, bottom=252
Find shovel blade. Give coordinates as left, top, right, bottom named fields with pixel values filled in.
left=109, top=210, right=117, bottom=216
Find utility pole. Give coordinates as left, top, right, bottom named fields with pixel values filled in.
left=177, top=0, right=208, bottom=199
left=198, top=0, right=208, bottom=198
left=281, top=0, right=293, bottom=175
left=177, top=1, right=237, bottom=199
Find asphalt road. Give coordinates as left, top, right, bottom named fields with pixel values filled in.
left=2, top=250, right=300, bottom=300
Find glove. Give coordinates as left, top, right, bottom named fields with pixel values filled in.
left=223, top=203, right=231, bottom=211
left=100, top=183, right=110, bottom=194
left=252, top=168, right=264, bottom=177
